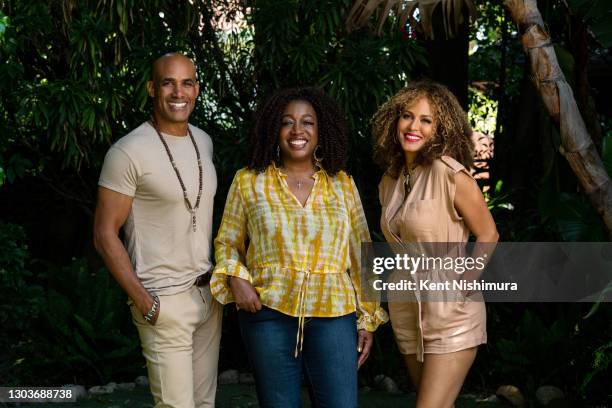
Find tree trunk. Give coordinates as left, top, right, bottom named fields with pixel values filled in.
left=504, top=0, right=612, bottom=238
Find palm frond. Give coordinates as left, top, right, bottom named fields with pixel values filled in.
left=346, top=0, right=477, bottom=39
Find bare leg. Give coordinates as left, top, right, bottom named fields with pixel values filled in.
left=415, top=347, right=478, bottom=408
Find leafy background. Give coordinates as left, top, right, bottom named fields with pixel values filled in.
left=0, top=0, right=611, bottom=404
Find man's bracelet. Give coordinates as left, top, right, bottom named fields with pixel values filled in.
left=143, top=295, right=160, bottom=323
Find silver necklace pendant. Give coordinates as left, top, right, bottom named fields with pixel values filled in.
left=296, top=180, right=303, bottom=190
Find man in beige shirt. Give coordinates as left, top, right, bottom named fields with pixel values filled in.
left=94, top=53, right=221, bottom=408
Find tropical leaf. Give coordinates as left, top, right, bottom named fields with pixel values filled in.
left=565, top=0, right=612, bottom=47
left=0, top=11, right=8, bottom=42
left=582, top=280, right=612, bottom=319
left=346, top=0, right=477, bottom=39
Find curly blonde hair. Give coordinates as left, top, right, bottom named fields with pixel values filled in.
left=372, top=81, right=474, bottom=178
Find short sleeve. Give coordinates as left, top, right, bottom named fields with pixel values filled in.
left=440, top=156, right=474, bottom=222
left=98, top=146, right=139, bottom=197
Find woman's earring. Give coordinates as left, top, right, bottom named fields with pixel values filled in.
left=277, top=145, right=281, bottom=163
left=313, top=145, right=323, bottom=168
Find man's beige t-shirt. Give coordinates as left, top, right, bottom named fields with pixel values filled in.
left=99, top=121, right=216, bottom=296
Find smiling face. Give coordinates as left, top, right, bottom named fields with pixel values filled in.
left=147, top=54, right=200, bottom=135
left=396, top=97, right=434, bottom=164
left=278, top=99, right=318, bottom=166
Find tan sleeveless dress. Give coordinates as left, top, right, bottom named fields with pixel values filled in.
left=378, top=156, right=487, bottom=361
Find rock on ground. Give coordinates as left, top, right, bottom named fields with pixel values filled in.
left=239, top=372, right=255, bottom=385
left=135, top=376, right=149, bottom=387
left=88, top=385, right=114, bottom=395
left=536, top=386, right=565, bottom=406
left=60, top=384, right=87, bottom=401
left=496, top=385, right=525, bottom=407
left=374, top=374, right=401, bottom=394
left=116, top=382, right=136, bottom=391
left=477, top=394, right=499, bottom=403
left=218, top=369, right=240, bottom=385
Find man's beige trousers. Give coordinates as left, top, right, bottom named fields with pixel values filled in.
left=130, top=285, right=222, bottom=408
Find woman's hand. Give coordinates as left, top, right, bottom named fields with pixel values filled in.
left=357, top=329, right=373, bottom=368
left=229, top=277, right=262, bottom=313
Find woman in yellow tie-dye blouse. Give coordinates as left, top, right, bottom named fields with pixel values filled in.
left=211, top=87, right=388, bottom=407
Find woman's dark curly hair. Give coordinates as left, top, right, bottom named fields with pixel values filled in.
left=372, top=81, right=474, bottom=178
left=247, top=87, right=348, bottom=175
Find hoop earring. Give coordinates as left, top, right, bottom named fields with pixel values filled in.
left=313, top=145, right=323, bottom=168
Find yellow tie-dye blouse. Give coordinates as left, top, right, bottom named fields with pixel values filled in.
left=210, top=164, right=388, bottom=332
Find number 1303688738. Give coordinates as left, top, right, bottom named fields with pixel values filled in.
left=0, top=387, right=76, bottom=403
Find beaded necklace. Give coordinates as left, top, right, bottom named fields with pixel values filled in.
left=150, top=118, right=203, bottom=232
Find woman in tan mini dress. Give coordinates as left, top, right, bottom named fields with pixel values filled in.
left=372, top=81, right=499, bottom=408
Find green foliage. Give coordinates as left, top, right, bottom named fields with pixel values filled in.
left=253, top=0, right=425, bottom=129
left=500, top=116, right=612, bottom=242
left=580, top=340, right=612, bottom=396
left=1, top=0, right=427, bottom=241
left=31, top=259, right=141, bottom=384
left=0, top=222, right=44, bottom=332
left=1, top=0, right=427, bottom=387
left=481, top=304, right=612, bottom=404
left=0, top=0, right=197, bottom=203
left=538, top=189, right=607, bottom=242
left=1, top=0, right=424, bottom=214
left=468, top=0, right=523, bottom=136
left=0, top=10, right=7, bottom=41
left=251, top=0, right=426, bottom=173
left=485, top=180, right=513, bottom=213
left=0, top=225, right=142, bottom=385
left=1, top=0, right=610, bottom=400
left=493, top=309, right=568, bottom=386
left=576, top=304, right=612, bottom=401
left=567, top=0, right=612, bottom=47
left=533, top=128, right=612, bottom=242
left=468, top=87, right=497, bottom=134
left=1, top=154, right=32, bottom=184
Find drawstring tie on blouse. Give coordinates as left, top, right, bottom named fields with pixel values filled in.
left=294, top=270, right=312, bottom=358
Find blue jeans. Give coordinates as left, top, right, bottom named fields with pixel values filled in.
left=238, top=307, right=358, bottom=408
